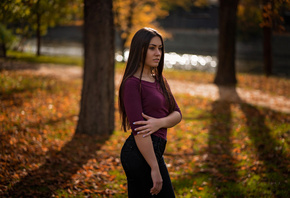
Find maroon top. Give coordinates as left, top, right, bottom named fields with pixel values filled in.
left=123, top=76, right=182, bottom=140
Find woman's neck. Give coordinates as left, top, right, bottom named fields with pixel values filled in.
left=134, top=66, right=155, bottom=82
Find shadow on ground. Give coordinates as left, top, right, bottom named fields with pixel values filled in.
left=0, top=59, right=41, bottom=71
left=173, top=85, right=289, bottom=197
left=6, top=133, right=110, bottom=198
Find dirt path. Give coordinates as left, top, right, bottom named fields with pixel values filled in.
left=4, top=62, right=290, bottom=114
left=168, top=79, right=290, bottom=113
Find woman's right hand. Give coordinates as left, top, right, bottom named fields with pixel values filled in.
left=150, top=167, right=163, bottom=195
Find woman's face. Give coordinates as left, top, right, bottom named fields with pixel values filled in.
left=144, top=36, right=162, bottom=69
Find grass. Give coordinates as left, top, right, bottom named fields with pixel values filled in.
left=5, top=50, right=125, bottom=69
left=6, top=50, right=84, bottom=66
left=1, top=52, right=290, bottom=197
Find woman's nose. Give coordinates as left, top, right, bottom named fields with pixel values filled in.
left=155, top=49, right=161, bottom=55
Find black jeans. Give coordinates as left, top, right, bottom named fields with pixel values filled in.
left=120, top=134, right=175, bottom=198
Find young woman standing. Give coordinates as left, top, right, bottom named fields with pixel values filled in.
left=119, top=27, right=182, bottom=198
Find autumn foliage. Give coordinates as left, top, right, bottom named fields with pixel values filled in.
left=1, top=67, right=290, bottom=197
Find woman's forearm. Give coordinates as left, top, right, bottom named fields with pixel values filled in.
left=159, top=111, right=182, bottom=129
left=134, top=134, right=159, bottom=169
left=133, top=111, right=182, bottom=136
left=134, top=134, right=163, bottom=194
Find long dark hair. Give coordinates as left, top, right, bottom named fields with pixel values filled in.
left=118, top=27, right=176, bottom=132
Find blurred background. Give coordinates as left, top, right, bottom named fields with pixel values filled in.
left=1, top=1, right=290, bottom=197
left=1, top=0, right=289, bottom=76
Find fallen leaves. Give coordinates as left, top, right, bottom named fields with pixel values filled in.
left=1, top=70, right=290, bottom=197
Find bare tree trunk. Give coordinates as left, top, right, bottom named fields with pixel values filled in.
left=263, top=27, right=272, bottom=76
left=214, top=0, right=239, bottom=86
left=121, top=38, right=126, bottom=62
left=0, top=42, right=7, bottom=58
left=115, top=0, right=135, bottom=62
left=262, top=0, right=273, bottom=76
left=36, top=12, right=41, bottom=56
left=76, top=0, right=115, bottom=135
left=36, top=0, right=41, bottom=56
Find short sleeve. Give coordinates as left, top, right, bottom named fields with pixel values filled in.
left=173, top=95, right=182, bottom=118
left=123, top=78, right=144, bottom=135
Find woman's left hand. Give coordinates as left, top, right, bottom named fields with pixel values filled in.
left=134, top=113, right=162, bottom=138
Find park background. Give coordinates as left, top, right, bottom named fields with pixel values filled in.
left=1, top=0, right=290, bottom=197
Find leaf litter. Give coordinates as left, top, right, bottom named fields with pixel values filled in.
left=1, top=65, right=290, bottom=197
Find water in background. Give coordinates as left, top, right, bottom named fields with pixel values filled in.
left=23, top=40, right=218, bottom=73
left=22, top=38, right=289, bottom=77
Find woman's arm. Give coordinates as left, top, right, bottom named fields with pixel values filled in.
left=134, top=134, right=163, bottom=195
left=134, top=111, right=182, bottom=137
left=157, top=111, right=182, bottom=128
left=122, top=79, right=163, bottom=195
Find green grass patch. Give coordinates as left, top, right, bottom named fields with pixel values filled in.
left=6, top=50, right=126, bottom=70
left=7, top=50, right=83, bottom=66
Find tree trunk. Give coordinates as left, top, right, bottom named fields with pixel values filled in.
left=76, top=0, right=115, bottom=135
left=262, top=0, right=273, bottom=76
left=121, top=37, right=126, bottom=62
left=117, top=0, right=135, bottom=62
left=214, top=0, right=239, bottom=86
left=36, top=0, right=41, bottom=56
left=0, top=42, right=7, bottom=58
left=263, top=27, right=272, bottom=76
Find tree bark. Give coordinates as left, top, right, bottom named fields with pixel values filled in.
left=116, top=0, right=135, bottom=62
left=76, top=0, right=115, bottom=135
left=36, top=12, right=41, bottom=56
left=0, top=42, right=7, bottom=58
left=36, top=0, right=41, bottom=56
left=121, top=38, right=126, bottom=62
left=263, top=27, right=272, bottom=76
left=214, top=0, right=239, bottom=86
left=262, top=0, right=273, bottom=76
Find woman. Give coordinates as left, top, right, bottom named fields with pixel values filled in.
left=119, top=27, right=182, bottom=198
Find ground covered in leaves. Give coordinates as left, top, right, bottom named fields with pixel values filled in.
left=1, top=69, right=290, bottom=197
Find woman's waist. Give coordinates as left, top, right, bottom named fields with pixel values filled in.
left=127, top=133, right=167, bottom=154
left=131, top=127, right=167, bottom=140
left=150, top=128, right=167, bottom=140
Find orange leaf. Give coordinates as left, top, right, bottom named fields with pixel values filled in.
left=251, top=166, right=257, bottom=171
left=83, top=189, right=91, bottom=193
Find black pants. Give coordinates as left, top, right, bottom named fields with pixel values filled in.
left=120, top=134, right=175, bottom=198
